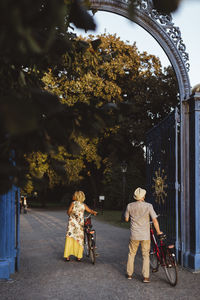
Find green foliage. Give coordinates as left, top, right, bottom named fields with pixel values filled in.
left=0, top=0, right=182, bottom=195
left=39, top=33, right=178, bottom=207
left=0, top=0, right=97, bottom=193
left=96, top=210, right=129, bottom=229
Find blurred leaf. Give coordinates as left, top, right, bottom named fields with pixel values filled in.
left=77, top=39, right=90, bottom=52
left=91, top=38, right=102, bottom=50
left=69, top=0, right=96, bottom=30
left=0, top=95, right=38, bottom=135
left=31, top=89, right=63, bottom=117
left=152, top=0, right=182, bottom=14
left=68, top=139, right=81, bottom=156
left=128, top=0, right=136, bottom=20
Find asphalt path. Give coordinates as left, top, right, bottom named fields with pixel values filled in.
left=0, top=209, right=200, bottom=300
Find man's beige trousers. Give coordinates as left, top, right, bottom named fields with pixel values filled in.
left=127, top=240, right=151, bottom=278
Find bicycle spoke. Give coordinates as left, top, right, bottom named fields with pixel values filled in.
left=150, top=248, right=159, bottom=271
left=88, top=236, right=96, bottom=264
left=84, top=234, right=89, bottom=257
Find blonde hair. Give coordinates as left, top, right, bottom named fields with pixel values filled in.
left=73, top=191, right=85, bottom=203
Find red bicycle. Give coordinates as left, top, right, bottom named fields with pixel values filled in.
left=84, top=214, right=96, bottom=264
left=150, top=220, right=178, bottom=286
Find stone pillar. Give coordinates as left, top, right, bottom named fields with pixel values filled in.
left=183, top=92, right=200, bottom=271
left=0, top=188, right=19, bottom=279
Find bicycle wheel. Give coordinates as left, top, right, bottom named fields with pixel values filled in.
left=84, top=234, right=90, bottom=257
left=88, top=235, right=96, bottom=264
left=163, top=250, right=178, bottom=286
left=150, top=248, right=158, bottom=271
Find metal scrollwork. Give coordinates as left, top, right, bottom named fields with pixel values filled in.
left=135, top=0, right=149, bottom=10
left=133, top=0, right=190, bottom=71
left=89, top=0, right=191, bottom=98
left=152, top=168, right=168, bottom=205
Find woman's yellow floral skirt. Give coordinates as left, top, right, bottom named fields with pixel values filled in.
left=64, top=237, right=83, bottom=259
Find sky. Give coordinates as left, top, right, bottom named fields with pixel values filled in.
left=73, top=0, right=200, bottom=88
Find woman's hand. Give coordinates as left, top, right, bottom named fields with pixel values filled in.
left=85, top=204, right=98, bottom=216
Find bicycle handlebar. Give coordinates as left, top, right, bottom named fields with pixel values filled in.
left=158, top=233, right=167, bottom=240
left=84, top=211, right=98, bottom=219
left=84, top=213, right=92, bottom=219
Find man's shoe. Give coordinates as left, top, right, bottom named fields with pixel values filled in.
left=143, top=277, right=150, bottom=283
left=127, top=275, right=132, bottom=280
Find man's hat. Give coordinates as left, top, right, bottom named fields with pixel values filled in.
left=134, top=187, right=146, bottom=200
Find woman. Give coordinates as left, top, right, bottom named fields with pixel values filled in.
left=64, top=191, right=97, bottom=261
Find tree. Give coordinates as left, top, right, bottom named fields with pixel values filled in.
left=26, top=33, right=178, bottom=207
left=0, top=0, right=99, bottom=194
left=0, top=0, right=182, bottom=195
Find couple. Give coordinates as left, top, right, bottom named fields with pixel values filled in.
left=64, top=188, right=162, bottom=283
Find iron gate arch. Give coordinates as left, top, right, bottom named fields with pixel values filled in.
left=88, top=0, right=196, bottom=268
left=89, top=0, right=191, bottom=100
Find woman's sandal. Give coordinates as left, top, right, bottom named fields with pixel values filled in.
left=66, top=257, right=70, bottom=262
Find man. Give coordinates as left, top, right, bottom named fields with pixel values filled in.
left=125, top=187, right=162, bottom=283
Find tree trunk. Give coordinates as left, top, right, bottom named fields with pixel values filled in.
left=89, top=176, right=98, bottom=209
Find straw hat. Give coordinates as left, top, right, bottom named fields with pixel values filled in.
left=134, top=187, right=146, bottom=200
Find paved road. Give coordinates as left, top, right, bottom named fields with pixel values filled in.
left=0, top=209, right=200, bottom=300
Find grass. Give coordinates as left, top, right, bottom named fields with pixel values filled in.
left=29, top=204, right=129, bottom=229
left=95, top=210, right=130, bottom=229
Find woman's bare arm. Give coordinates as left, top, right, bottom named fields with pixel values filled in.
left=85, top=204, right=98, bottom=216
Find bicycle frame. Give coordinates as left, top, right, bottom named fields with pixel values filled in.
left=84, top=224, right=96, bottom=244
left=150, top=223, right=167, bottom=266
left=84, top=214, right=95, bottom=236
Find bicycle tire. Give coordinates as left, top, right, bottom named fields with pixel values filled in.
left=84, top=234, right=90, bottom=257
left=163, top=250, right=178, bottom=286
left=88, top=235, right=96, bottom=264
left=150, top=248, right=159, bottom=271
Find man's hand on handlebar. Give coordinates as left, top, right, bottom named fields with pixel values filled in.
left=158, top=233, right=166, bottom=240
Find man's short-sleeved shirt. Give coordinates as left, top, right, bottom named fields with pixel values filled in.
left=125, top=201, right=157, bottom=240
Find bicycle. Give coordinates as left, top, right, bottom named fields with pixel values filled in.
left=84, top=214, right=96, bottom=264
left=150, top=220, right=178, bottom=286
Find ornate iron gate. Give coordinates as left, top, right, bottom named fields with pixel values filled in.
left=146, top=108, right=180, bottom=250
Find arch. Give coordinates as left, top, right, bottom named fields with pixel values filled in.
left=89, top=0, right=191, bottom=100
left=89, top=0, right=200, bottom=271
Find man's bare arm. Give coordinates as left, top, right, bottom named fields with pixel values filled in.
left=152, top=218, right=162, bottom=235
